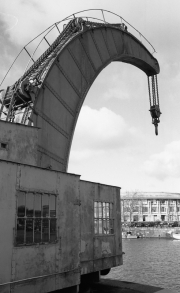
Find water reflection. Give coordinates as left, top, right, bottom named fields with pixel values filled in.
left=104, top=239, right=180, bottom=291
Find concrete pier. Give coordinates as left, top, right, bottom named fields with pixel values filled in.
left=81, top=279, right=178, bottom=293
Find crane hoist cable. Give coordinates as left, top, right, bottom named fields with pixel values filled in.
left=148, top=75, right=161, bottom=135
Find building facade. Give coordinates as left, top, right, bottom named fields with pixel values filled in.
left=121, top=192, right=180, bottom=222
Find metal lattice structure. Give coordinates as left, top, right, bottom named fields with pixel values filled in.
left=0, top=10, right=160, bottom=171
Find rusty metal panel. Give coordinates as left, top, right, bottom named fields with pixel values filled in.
left=0, top=161, right=81, bottom=292
left=18, top=165, right=58, bottom=192
left=94, top=183, right=116, bottom=203
left=47, top=64, right=80, bottom=110
left=92, top=29, right=111, bottom=63
left=94, top=235, right=115, bottom=259
left=35, top=92, right=68, bottom=150
left=104, top=28, right=118, bottom=57
left=0, top=121, right=39, bottom=166
left=114, top=187, right=122, bottom=256
left=12, top=272, right=80, bottom=293
left=57, top=173, right=81, bottom=272
left=59, top=49, right=87, bottom=95
left=80, top=180, right=122, bottom=275
left=81, top=31, right=102, bottom=71
left=69, top=38, right=96, bottom=83
left=110, top=28, right=124, bottom=56
left=14, top=245, right=58, bottom=279
left=0, top=162, right=17, bottom=293
left=93, top=256, right=116, bottom=272
left=80, top=182, right=94, bottom=262
left=40, top=85, right=74, bottom=134
left=123, top=33, right=140, bottom=57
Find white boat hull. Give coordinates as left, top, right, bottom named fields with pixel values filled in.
left=172, top=233, right=180, bottom=240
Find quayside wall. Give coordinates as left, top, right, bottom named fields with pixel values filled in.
left=122, top=227, right=180, bottom=238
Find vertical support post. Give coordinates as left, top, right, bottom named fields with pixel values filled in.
left=0, top=89, right=7, bottom=118
left=55, top=23, right=61, bottom=34
left=101, top=10, right=105, bottom=22
left=6, top=93, right=15, bottom=121
left=44, top=37, right=50, bottom=46
left=24, top=47, right=35, bottom=63
left=139, top=33, right=142, bottom=43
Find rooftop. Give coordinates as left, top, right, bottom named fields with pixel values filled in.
left=121, top=192, right=180, bottom=200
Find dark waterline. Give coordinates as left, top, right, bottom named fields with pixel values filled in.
left=103, top=238, right=180, bottom=291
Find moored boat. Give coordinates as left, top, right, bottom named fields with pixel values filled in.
left=122, top=231, right=140, bottom=239
left=172, top=233, right=180, bottom=240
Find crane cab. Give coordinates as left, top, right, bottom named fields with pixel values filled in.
left=0, top=121, right=123, bottom=293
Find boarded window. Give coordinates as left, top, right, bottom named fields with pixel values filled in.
left=94, top=201, right=114, bottom=235
left=16, top=191, right=57, bottom=245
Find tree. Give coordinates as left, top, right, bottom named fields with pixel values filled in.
left=122, top=191, right=141, bottom=223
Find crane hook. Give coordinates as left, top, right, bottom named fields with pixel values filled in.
left=154, top=120, right=158, bottom=136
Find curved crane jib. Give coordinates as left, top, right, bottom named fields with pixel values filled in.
left=0, top=15, right=160, bottom=171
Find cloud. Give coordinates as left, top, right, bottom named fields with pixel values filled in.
left=70, top=106, right=139, bottom=162
left=144, top=141, right=180, bottom=180
left=0, top=12, right=18, bottom=32
left=103, top=88, right=129, bottom=100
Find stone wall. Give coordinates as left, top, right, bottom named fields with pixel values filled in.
left=122, top=227, right=180, bottom=238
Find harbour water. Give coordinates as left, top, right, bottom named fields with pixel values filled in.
left=104, top=238, right=180, bottom=291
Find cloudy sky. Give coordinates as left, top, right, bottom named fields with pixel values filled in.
left=0, top=0, right=180, bottom=193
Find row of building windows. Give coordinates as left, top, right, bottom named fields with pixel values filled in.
left=124, top=206, right=180, bottom=213
left=16, top=193, right=114, bottom=245
left=141, top=200, right=180, bottom=205
left=121, top=197, right=180, bottom=222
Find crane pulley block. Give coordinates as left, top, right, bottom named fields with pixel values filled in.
left=148, top=75, right=161, bottom=136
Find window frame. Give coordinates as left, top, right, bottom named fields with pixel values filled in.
left=94, top=201, right=114, bottom=235
left=151, top=206, right=158, bottom=213
left=16, top=190, right=57, bottom=246
left=142, top=206, right=148, bottom=213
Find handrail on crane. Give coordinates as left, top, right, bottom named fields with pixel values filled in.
left=0, top=9, right=156, bottom=89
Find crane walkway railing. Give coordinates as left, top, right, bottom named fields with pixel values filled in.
left=0, top=9, right=157, bottom=125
